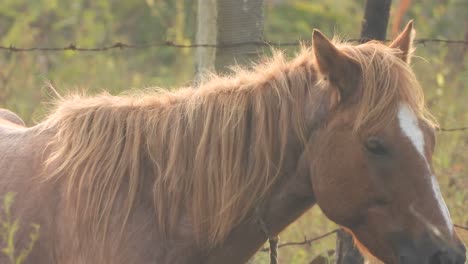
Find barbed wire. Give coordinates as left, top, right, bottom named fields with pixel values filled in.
left=438, top=127, right=468, bottom=132
left=455, top=224, right=468, bottom=231
left=0, top=38, right=467, bottom=52
left=260, top=224, right=467, bottom=252
left=260, top=229, right=338, bottom=252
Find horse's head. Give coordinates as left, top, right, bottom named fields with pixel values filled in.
left=308, top=22, right=466, bottom=264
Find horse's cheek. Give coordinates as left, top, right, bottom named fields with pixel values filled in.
left=311, top=144, right=370, bottom=226
left=311, top=165, right=355, bottom=225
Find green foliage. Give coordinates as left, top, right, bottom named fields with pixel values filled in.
left=0, top=0, right=197, bottom=123
left=0, top=0, right=466, bottom=263
left=0, top=193, right=40, bottom=264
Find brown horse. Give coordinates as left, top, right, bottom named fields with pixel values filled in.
left=0, top=21, right=465, bottom=264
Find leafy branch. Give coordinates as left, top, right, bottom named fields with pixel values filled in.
left=0, top=193, right=40, bottom=264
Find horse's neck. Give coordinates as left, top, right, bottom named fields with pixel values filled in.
left=205, top=186, right=315, bottom=264
left=205, top=151, right=316, bottom=263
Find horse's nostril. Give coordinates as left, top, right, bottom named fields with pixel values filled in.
left=399, top=255, right=411, bottom=263
left=454, top=248, right=467, bottom=264
left=428, top=251, right=444, bottom=264
left=429, top=249, right=467, bottom=264
left=429, top=251, right=452, bottom=264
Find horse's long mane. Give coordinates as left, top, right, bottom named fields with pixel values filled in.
left=40, top=40, right=433, bottom=248
left=41, top=48, right=320, bottom=246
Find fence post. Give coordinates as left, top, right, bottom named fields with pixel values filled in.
left=196, top=0, right=217, bottom=82
left=196, top=0, right=264, bottom=77
left=335, top=1, right=392, bottom=263
left=361, top=0, right=392, bottom=42
left=335, top=230, right=364, bottom=264
left=214, top=0, right=265, bottom=73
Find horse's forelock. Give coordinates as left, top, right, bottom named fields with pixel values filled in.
left=336, top=41, right=436, bottom=133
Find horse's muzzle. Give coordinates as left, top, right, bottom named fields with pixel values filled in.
left=426, top=246, right=466, bottom=264
left=399, top=246, right=466, bottom=264
left=393, top=232, right=466, bottom=264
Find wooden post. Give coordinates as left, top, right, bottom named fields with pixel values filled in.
left=335, top=230, right=364, bottom=264
left=195, top=0, right=264, bottom=77
left=195, top=0, right=218, bottom=82
left=361, top=0, right=392, bottom=42
left=336, top=1, right=392, bottom=263
left=215, top=0, right=264, bottom=73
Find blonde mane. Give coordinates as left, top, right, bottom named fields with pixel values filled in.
left=40, top=40, right=433, bottom=248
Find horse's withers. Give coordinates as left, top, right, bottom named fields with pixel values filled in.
left=0, top=108, right=26, bottom=128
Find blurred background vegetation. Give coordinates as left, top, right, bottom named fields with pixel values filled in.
left=0, top=0, right=466, bottom=263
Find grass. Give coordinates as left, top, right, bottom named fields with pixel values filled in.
left=0, top=193, right=40, bottom=264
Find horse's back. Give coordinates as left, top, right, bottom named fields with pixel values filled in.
left=0, top=108, right=26, bottom=128
left=0, top=108, right=43, bottom=195
left=0, top=109, right=50, bottom=191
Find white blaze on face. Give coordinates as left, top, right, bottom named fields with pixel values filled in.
left=397, top=104, right=454, bottom=234
left=397, top=105, right=425, bottom=158
left=430, top=175, right=454, bottom=234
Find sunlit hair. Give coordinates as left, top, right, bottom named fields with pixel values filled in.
left=40, top=38, right=433, bottom=249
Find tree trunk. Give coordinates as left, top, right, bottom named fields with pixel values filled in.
left=215, top=0, right=264, bottom=73
left=336, top=1, right=393, bottom=263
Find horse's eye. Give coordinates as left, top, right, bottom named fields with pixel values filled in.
left=364, top=138, right=388, bottom=156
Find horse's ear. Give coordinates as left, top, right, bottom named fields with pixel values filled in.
left=389, top=20, right=415, bottom=63
left=312, top=29, right=360, bottom=102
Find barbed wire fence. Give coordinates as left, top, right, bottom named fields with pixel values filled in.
left=259, top=223, right=468, bottom=253
left=0, top=38, right=467, bottom=52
